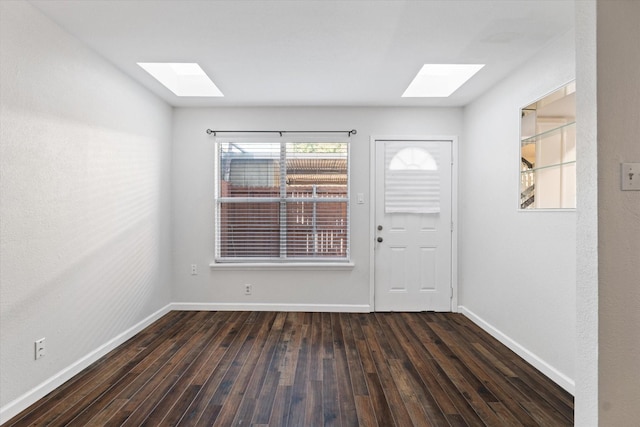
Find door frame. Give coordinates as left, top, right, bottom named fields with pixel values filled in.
left=369, top=135, right=459, bottom=312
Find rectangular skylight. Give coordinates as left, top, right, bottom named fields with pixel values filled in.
left=137, top=62, right=223, bottom=97
left=402, top=64, right=485, bottom=97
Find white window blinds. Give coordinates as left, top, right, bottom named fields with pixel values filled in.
left=384, top=141, right=441, bottom=213
left=215, top=139, right=349, bottom=262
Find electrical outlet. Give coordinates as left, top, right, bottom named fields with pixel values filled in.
left=244, top=284, right=252, bottom=295
left=35, top=338, right=45, bottom=360
left=191, top=264, right=198, bottom=275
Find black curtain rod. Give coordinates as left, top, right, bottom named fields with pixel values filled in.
left=206, top=129, right=357, bottom=137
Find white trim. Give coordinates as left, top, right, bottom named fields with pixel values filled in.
left=518, top=208, right=576, bottom=213
left=450, top=136, right=459, bottom=312
left=458, top=305, right=575, bottom=394
left=171, top=302, right=371, bottom=313
left=209, top=262, right=355, bottom=271
left=0, top=304, right=172, bottom=425
left=369, top=135, right=459, bottom=312
left=369, top=136, right=376, bottom=310
left=0, top=302, right=573, bottom=423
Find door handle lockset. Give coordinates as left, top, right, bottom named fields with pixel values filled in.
left=377, top=237, right=383, bottom=242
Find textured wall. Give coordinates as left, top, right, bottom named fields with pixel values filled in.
left=575, top=0, right=598, bottom=424
left=0, top=0, right=597, bottom=419
left=0, top=1, right=172, bottom=411
left=171, top=107, right=462, bottom=308
left=597, top=0, right=640, bottom=424
left=460, top=30, right=577, bottom=391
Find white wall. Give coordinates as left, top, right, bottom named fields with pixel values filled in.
left=171, top=107, right=462, bottom=309
left=0, top=1, right=173, bottom=418
left=459, top=31, right=576, bottom=392
left=596, top=1, right=640, bottom=424
left=0, top=1, right=594, bottom=421
left=575, top=0, right=598, bottom=424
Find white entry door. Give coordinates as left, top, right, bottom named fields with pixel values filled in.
left=374, top=139, right=453, bottom=311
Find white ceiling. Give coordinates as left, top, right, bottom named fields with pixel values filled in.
left=30, top=0, right=575, bottom=108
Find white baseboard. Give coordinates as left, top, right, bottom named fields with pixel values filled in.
left=171, top=302, right=372, bottom=313
left=458, top=305, right=575, bottom=395
left=0, top=304, right=172, bottom=425
left=6, top=302, right=566, bottom=424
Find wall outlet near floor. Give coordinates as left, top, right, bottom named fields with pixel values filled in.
left=244, top=284, right=252, bottom=295
left=35, top=338, right=45, bottom=360
left=191, top=264, right=198, bottom=275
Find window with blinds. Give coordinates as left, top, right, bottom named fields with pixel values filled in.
left=215, top=139, right=349, bottom=262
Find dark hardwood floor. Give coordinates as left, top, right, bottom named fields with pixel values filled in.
left=6, top=311, right=574, bottom=426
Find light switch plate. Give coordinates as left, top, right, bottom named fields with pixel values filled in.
left=621, top=163, right=640, bottom=191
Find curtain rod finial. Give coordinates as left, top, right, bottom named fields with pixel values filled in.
left=350, top=129, right=357, bottom=136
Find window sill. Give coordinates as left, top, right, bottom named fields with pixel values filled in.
left=209, top=262, right=355, bottom=271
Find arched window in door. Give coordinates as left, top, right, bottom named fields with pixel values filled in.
left=385, top=142, right=442, bottom=213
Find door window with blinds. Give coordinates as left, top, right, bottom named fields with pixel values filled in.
left=384, top=141, right=441, bottom=213
left=215, top=139, right=350, bottom=262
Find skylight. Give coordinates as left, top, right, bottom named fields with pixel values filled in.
left=402, top=64, right=485, bottom=97
left=137, top=63, right=223, bottom=97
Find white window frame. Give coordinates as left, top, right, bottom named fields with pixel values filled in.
left=213, top=136, right=351, bottom=264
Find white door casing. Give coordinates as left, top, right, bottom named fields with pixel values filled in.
left=371, top=137, right=456, bottom=312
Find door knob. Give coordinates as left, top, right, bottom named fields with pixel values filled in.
left=377, top=225, right=383, bottom=230
left=377, top=237, right=383, bottom=242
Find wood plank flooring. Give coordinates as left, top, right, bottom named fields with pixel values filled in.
left=6, top=311, right=574, bottom=426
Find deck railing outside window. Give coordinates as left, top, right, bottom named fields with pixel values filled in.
left=215, top=140, right=349, bottom=262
